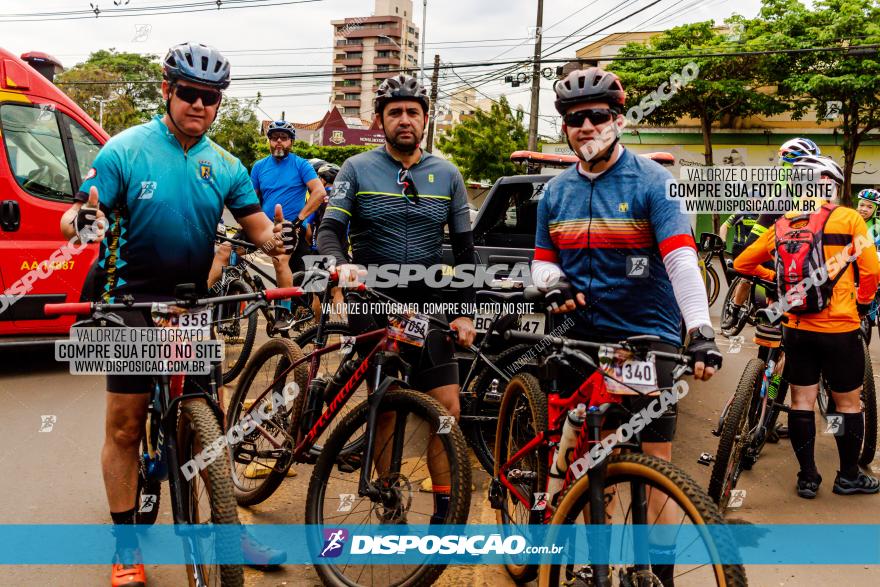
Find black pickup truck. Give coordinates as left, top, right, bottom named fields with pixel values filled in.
left=444, top=150, right=676, bottom=282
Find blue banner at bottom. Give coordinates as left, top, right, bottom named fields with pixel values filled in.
left=0, top=524, right=878, bottom=565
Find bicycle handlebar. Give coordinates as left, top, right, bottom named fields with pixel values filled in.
left=503, top=328, right=693, bottom=366
left=44, top=287, right=305, bottom=317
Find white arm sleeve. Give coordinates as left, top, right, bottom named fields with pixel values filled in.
left=663, top=247, right=712, bottom=332
left=531, top=260, right=564, bottom=288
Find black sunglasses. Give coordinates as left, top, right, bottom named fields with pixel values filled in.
left=173, top=84, right=222, bottom=107
left=397, top=169, right=419, bottom=203
left=563, top=108, right=616, bottom=128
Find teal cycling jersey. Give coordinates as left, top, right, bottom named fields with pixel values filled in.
left=76, top=116, right=261, bottom=300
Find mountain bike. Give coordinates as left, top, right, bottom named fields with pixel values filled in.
left=702, top=301, right=790, bottom=513
left=699, top=232, right=727, bottom=307
left=213, top=229, right=318, bottom=383
left=287, top=278, right=569, bottom=477
left=45, top=283, right=303, bottom=587
left=225, top=271, right=472, bottom=586
left=490, top=329, right=746, bottom=586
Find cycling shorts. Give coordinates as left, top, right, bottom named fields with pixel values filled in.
left=782, top=327, right=864, bottom=393
left=104, top=309, right=216, bottom=395
left=345, top=290, right=458, bottom=391
left=570, top=332, right=680, bottom=443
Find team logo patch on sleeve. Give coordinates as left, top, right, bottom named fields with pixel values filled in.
left=85, top=168, right=97, bottom=180
left=199, top=160, right=213, bottom=181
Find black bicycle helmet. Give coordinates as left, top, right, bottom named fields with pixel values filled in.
left=309, top=158, right=329, bottom=174
left=163, top=42, right=231, bottom=89
left=317, top=163, right=340, bottom=183
left=554, top=67, right=626, bottom=115
left=374, top=74, right=430, bottom=116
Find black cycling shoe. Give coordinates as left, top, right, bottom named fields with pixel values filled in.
left=796, top=472, right=822, bottom=499
left=833, top=471, right=880, bottom=495
left=775, top=424, right=789, bottom=439
left=720, top=304, right=742, bottom=330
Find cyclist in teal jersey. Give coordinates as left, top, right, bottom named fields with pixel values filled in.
left=60, top=43, right=292, bottom=586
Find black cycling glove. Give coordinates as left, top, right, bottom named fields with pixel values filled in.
left=279, top=219, right=302, bottom=254
left=74, top=205, right=103, bottom=242
left=857, top=302, right=872, bottom=317
left=686, top=335, right=723, bottom=370
left=543, top=278, right=578, bottom=312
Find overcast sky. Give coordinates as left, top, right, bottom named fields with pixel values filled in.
left=2, top=0, right=763, bottom=138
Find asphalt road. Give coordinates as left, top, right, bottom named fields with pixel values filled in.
left=1, top=285, right=879, bottom=586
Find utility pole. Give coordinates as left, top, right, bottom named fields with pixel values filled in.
left=420, top=0, right=427, bottom=85
left=426, top=54, right=440, bottom=153
left=527, top=0, right=544, bottom=152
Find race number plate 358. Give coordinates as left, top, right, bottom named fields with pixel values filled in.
left=178, top=308, right=212, bottom=334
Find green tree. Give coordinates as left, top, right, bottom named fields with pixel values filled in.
left=611, top=20, right=788, bottom=229
left=750, top=0, right=880, bottom=204
left=209, top=96, right=264, bottom=169
left=56, top=49, right=163, bottom=136
left=436, top=96, right=529, bottom=182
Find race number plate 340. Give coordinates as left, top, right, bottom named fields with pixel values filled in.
left=598, top=346, right=657, bottom=393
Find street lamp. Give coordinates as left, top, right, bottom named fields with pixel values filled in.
left=420, top=0, right=427, bottom=86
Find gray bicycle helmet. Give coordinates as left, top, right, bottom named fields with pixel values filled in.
left=374, top=74, right=429, bottom=116
left=266, top=120, right=296, bottom=139
left=317, top=163, right=340, bottom=183
left=554, top=67, right=626, bottom=115
left=793, top=155, right=844, bottom=185
left=163, top=42, right=231, bottom=89
left=309, top=158, right=329, bottom=174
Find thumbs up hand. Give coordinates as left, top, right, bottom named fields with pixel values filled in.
left=272, top=204, right=300, bottom=254
left=75, top=186, right=108, bottom=243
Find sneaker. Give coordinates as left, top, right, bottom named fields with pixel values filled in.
left=111, top=549, right=146, bottom=587
left=796, top=472, right=822, bottom=499
left=833, top=471, right=880, bottom=495
left=721, top=304, right=742, bottom=330
left=242, top=532, right=287, bottom=569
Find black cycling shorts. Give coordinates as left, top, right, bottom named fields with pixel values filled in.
left=104, top=309, right=215, bottom=395
left=345, top=291, right=459, bottom=391
left=782, top=327, right=864, bottom=393
left=569, top=333, right=680, bottom=443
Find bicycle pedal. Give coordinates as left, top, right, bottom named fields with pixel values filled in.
left=697, top=452, right=715, bottom=466
left=488, top=478, right=504, bottom=509
left=711, top=428, right=721, bottom=438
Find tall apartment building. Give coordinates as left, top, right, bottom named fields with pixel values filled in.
left=331, top=0, right=420, bottom=121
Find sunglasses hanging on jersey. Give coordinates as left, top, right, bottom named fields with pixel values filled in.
left=563, top=108, right=616, bottom=128
left=397, top=169, right=420, bottom=204
left=173, top=84, right=222, bottom=107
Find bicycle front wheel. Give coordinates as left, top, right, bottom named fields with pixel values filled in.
left=305, top=389, right=472, bottom=587
left=227, top=338, right=308, bottom=506
left=709, top=358, right=762, bottom=511
left=705, top=265, right=720, bottom=306
left=177, top=400, right=244, bottom=587
left=493, top=373, right=548, bottom=584
left=216, top=278, right=258, bottom=384
left=860, top=338, right=877, bottom=467
left=539, top=453, right=747, bottom=587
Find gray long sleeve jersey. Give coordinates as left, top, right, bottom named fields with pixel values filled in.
left=319, top=146, right=473, bottom=267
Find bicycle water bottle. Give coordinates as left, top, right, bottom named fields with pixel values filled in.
left=547, top=404, right=587, bottom=505
left=767, top=373, right=782, bottom=400
left=323, top=358, right=360, bottom=403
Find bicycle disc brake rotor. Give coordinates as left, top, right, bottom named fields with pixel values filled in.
left=375, top=473, right=413, bottom=524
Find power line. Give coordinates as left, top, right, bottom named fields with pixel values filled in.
left=0, top=0, right=324, bottom=22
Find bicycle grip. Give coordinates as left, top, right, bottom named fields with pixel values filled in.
left=45, top=302, right=92, bottom=316
left=265, top=287, right=304, bottom=301
left=503, top=329, right=546, bottom=344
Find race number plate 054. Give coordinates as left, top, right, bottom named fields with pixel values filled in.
left=387, top=314, right=429, bottom=347
left=598, top=346, right=657, bottom=393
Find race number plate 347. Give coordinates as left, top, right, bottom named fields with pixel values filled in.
left=598, top=346, right=657, bottom=393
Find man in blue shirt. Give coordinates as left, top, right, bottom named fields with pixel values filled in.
left=251, top=121, right=326, bottom=285
left=60, top=43, right=290, bottom=586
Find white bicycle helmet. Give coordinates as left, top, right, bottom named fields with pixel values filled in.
left=778, top=138, right=820, bottom=164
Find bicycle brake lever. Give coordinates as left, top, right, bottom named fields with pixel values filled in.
left=242, top=300, right=265, bottom=318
